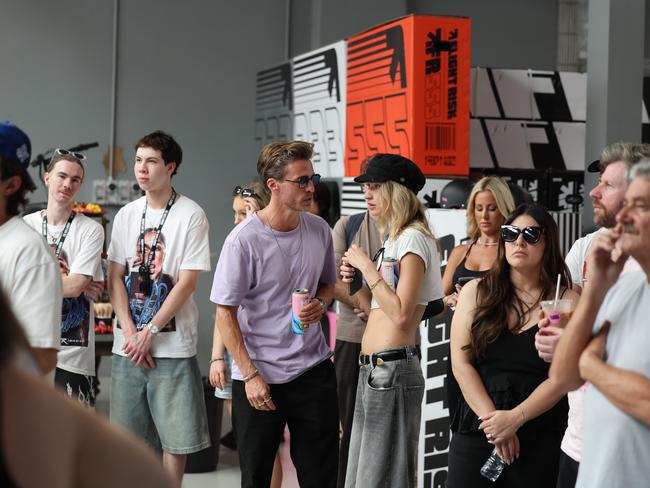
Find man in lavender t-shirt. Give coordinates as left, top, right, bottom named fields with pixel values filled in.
left=211, top=141, right=339, bottom=488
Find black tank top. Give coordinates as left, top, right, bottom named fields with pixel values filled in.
left=451, top=241, right=488, bottom=287
left=450, top=324, right=568, bottom=436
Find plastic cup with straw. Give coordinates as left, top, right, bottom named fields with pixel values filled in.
left=540, top=274, right=574, bottom=328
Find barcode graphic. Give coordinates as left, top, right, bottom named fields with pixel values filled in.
left=426, top=123, right=456, bottom=150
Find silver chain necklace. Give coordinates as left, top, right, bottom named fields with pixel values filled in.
left=477, top=237, right=499, bottom=247
left=264, top=211, right=303, bottom=258
left=262, top=211, right=305, bottom=289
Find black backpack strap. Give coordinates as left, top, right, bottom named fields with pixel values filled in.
left=345, top=212, right=366, bottom=249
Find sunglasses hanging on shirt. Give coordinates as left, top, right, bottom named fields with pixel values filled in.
left=500, top=225, right=544, bottom=244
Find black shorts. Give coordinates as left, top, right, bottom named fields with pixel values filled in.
left=55, top=367, right=96, bottom=408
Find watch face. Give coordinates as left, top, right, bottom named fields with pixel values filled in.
left=148, top=324, right=159, bottom=334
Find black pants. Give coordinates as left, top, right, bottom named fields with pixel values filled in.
left=333, top=339, right=361, bottom=488
left=447, top=429, right=564, bottom=488
left=232, top=359, right=339, bottom=488
left=555, top=451, right=579, bottom=488
left=54, top=367, right=96, bottom=408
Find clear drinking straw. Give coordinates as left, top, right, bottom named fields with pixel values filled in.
left=553, top=274, right=561, bottom=309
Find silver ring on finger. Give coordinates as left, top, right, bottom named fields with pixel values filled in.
left=486, top=433, right=492, bottom=440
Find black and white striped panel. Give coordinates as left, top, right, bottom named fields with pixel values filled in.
left=292, top=42, right=346, bottom=177
left=551, top=212, right=582, bottom=256
left=551, top=211, right=582, bottom=257
left=254, top=62, right=293, bottom=151
left=340, top=177, right=366, bottom=216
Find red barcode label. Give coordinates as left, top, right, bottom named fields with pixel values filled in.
left=426, top=123, right=456, bottom=150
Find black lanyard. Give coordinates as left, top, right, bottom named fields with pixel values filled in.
left=42, top=211, right=76, bottom=257
left=139, top=189, right=176, bottom=275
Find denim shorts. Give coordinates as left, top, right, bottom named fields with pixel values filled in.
left=214, top=349, right=233, bottom=400
left=110, top=354, right=211, bottom=454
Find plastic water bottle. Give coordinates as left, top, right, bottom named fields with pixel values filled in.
left=480, top=447, right=506, bottom=481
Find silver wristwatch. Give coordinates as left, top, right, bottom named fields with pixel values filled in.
left=147, top=323, right=160, bottom=335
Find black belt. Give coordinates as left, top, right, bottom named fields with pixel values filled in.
left=358, top=345, right=421, bottom=367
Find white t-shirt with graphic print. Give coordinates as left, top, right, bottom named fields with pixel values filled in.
left=24, top=211, right=104, bottom=376
left=108, top=194, right=211, bottom=358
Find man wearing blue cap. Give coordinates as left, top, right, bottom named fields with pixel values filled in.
left=0, top=121, right=62, bottom=374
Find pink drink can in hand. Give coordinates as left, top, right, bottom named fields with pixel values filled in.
left=291, top=288, right=310, bottom=334
left=380, top=257, right=399, bottom=291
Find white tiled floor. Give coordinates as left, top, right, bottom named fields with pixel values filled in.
left=183, top=441, right=299, bottom=488
left=95, top=376, right=299, bottom=488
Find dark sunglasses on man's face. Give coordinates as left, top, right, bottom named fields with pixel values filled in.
left=283, top=173, right=321, bottom=188
left=500, top=225, right=544, bottom=244
left=233, top=186, right=256, bottom=198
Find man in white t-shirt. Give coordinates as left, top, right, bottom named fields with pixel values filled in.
left=550, top=160, right=650, bottom=488
left=107, top=130, right=211, bottom=485
left=24, top=149, right=104, bottom=406
left=537, top=142, right=650, bottom=488
left=0, top=121, right=62, bottom=375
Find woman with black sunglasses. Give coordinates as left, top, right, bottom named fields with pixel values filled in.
left=447, top=203, right=579, bottom=488
left=340, top=154, right=443, bottom=487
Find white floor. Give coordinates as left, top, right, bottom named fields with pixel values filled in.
left=183, top=441, right=299, bottom=488
left=95, top=375, right=300, bottom=488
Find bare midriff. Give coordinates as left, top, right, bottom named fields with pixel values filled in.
left=360, top=304, right=426, bottom=355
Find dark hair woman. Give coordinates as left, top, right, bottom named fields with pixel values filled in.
left=447, top=203, right=579, bottom=488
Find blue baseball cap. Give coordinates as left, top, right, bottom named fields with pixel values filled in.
left=0, top=121, right=31, bottom=167
left=0, top=121, right=35, bottom=190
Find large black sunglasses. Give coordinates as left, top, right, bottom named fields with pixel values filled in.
left=233, top=186, right=256, bottom=198
left=500, top=225, right=544, bottom=244
left=283, top=173, right=321, bottom=188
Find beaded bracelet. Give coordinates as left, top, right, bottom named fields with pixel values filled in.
left=243, top=368, right=260, bottom=383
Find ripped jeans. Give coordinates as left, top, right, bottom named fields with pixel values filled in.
left=345, top=350, right=424, bottom=488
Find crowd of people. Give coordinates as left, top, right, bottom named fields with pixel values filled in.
left=1, top=119, right=649, bottom=488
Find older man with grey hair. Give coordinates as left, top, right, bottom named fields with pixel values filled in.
left=535, top=142, right=650, bottom=488
left=549, top=159, right=650, bottom=488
